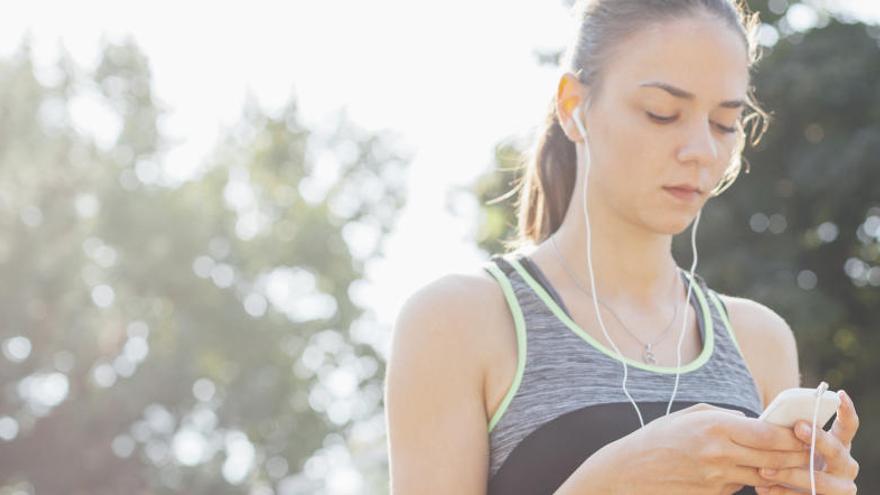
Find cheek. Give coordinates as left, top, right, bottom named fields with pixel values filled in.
left=589, top=115, right=668, bottom=198
left=593, top=109, right=661, bottom=167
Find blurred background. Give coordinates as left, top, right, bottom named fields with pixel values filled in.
left=0, top=0, right=877, bottom=493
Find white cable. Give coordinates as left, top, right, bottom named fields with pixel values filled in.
left=810, top=381, right=828, bottom=495
left=571, top=101, right=699, bottom=429
left=668, top=210, right=701, bottom=417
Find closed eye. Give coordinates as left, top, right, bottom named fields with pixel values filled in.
left=646, top=111, right=736, bottom=134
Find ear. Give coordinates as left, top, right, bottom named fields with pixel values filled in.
left=556, top=72, right=590, bottom=142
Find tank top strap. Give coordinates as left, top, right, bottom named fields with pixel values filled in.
left=481, top=255, right=529, bottom=433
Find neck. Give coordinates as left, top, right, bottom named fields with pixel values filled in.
left=548, top=222, right=686, bottom=308
left=535, top=183, right=689, bottom=312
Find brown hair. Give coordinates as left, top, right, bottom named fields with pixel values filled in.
left=492, top=0, right=771, bottom=251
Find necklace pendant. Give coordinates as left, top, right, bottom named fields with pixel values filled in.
left=643, top=345, right=657, bottom=365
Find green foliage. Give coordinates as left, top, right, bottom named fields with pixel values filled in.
left=0, top=37, right=407, bottom=494
left=468, top=138, right=528, bottom=254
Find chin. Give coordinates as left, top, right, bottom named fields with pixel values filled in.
left=653, top=215, right=697, bottom=236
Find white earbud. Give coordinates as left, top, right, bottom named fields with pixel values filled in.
left=570, top=100, right=702, bottom=429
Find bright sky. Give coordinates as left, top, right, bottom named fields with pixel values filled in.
left=3, top=0, right=877, bottom=337
left=0, top=0, right=575, bottom=350
left=3, top=0, right=879, bottom=492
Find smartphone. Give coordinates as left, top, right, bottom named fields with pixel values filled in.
left=759, top=387, right=840, bottom=429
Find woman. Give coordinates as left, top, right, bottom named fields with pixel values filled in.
left=385, top=0, right=861, bottom=493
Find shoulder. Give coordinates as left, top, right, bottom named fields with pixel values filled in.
left=717, top=293, right=802, bottom=407
left=388, top=265, right=510, bottom=384
left=392, top=266, right=505, bottom=341
left=385, top=267, right=508, bottom=491
left=716, top=294, right=796, bottom=348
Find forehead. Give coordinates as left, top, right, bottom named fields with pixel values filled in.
left=601, top=15, right=750, bottom=105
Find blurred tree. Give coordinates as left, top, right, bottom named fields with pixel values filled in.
left=0, top=36, right=408, bottom=494
left=472, top=4, right=880, bottom=492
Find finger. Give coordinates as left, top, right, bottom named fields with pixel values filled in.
left=726, top=465, right=785, bottom=490
left=758, top=466, right=857, bottom=494
left=830, top=390, right=859, bottom=449
left=662, top=403, right=745, bottom=425
left=728, top=417, right=805, bottom=452
left=727, top=441, right=812, bottom=471
left=755, top=485, right=803, bottom=495
left=681, top=402, right=746, bottom=415
left=793, top=420, right=852, bottom=475
left=755, top=485, right=810, bottom=495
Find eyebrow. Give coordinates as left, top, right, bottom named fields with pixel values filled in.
left=639, top=80, right=745, bottom=109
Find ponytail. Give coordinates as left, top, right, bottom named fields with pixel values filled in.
left=508, top=97, right=578, bottom=250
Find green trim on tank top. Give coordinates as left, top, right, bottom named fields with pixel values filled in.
left=705, top=289, right=765, bottom=410
left=483, top=262, right=528, bottom=434
left=506, top=257, right=715, bottom=375
left=705, top=290, right=744, bottom=358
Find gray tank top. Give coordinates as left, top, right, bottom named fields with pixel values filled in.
left=482, top=251, right=764, bottom=494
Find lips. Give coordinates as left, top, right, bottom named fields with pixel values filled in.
left=664, top=184, right=702, bottom=194
left=663, top=186, right=702, bottom=202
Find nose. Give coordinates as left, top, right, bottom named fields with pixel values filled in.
left=676, top=118, right=719, bottom=166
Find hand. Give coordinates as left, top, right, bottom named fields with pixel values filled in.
left=587, top=403, right=813, bottom=494
left=755, top=390, right=860, bottom=494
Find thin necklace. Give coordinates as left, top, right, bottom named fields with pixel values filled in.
left=549, top=233, right=683, bottom=365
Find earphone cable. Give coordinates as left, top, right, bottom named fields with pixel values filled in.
left=809, top=381, right=828, bottom=495
left=572, top=99, right=699, bottom=428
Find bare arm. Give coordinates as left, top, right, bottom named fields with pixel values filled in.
left=386, top=274, right=621, bottom=494
left=384, top=276, right=491, bottom=494
left=720, top=294, right=802, bottom=406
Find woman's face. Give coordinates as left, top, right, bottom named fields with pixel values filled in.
left=575, top=14, right=750, bottom=234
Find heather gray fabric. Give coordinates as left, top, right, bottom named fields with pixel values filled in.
left=482, top=252, right=764, bottom=493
